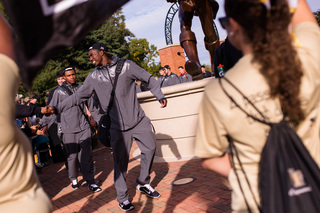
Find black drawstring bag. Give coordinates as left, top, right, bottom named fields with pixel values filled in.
left=220, top=77, right=320, bottom=213
left=259, top=119, right=320, bottom=213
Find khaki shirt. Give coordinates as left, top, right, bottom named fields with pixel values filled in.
left=195, top=22, right=320, bottom=212
left=0, top=55, right=52, bottom=212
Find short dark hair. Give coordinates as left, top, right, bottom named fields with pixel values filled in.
left=178, top=66, right=184, bottom=69
left=201, top=65, right=206, bottom=68
left=159, top=67, right=165, bottom=71
left=56, top=69, right=64, bottom=78
left=62, top=66, right=76, bottom=75
left=164, top=65, right=170, bottom=69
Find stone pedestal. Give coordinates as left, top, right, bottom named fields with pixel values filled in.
left=134, top=78, right=213, bottom=162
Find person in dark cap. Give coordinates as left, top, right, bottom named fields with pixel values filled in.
left=47, top=42, right=167, bottom=211
left=160, top=65, right=181, bottom=87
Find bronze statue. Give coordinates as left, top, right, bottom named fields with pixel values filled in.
left=167, top=0, right=220, bottom=79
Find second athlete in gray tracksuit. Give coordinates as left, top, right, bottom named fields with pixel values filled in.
left=54, top=56, right=166, bottom=203
left=49, top=82, right=97, bottom=186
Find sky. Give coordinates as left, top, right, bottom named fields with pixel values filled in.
left=122, top=0, right=320, bottom=65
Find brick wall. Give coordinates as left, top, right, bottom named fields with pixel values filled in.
left=158, top=44, right=186, bottom=75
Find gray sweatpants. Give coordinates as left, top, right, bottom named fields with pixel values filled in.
left=110, top=116, right=156, bottom=203
left=63, top=128, right=95, bottom=184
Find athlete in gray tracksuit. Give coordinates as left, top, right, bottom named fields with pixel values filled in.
left=47, top=66, right=101, bottom=192
left=51, top=43, right=167, bottom=210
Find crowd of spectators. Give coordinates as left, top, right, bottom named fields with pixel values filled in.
left=15, top=93, right=51, bottom=169
left=137, top=64, right=215, bottom=92
left=15, top=61, right=228, bottom=168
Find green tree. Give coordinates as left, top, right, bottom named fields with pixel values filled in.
left=147, top=63, right=162, bottom=77
left=28, top=9, right=135, bottom=100
left=129, top=38, right=157, bottom=67
left=0, top=1, right=9, bottom=21
left=48, top=9, right=134, bottom=77
left=15, top=8, right=160, bottom=101
left=17, top=82, right=29, bottom=100
left=128, top=38, right=160, bottom=76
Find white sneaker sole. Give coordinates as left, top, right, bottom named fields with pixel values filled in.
left=136, top=185, right=161, bottom=198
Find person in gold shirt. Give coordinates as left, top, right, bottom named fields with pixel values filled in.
left=0, top=14, right=52, bottom=213
left=195, top=0, right=320, bottom=212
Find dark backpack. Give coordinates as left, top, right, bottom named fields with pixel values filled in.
left=219, top=77, right=320, bottom=213
left=97, top=58, right=125, bottom=147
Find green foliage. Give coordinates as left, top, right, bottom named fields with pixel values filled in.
left=0, top=1, right=9, bottom=20
left=26, top=9, right=134, bottom=97
left=129, top=38, right=157, bottom=66
left=147, top=63, right=162, bottom=77
left=129, top=38, right=150, bottom=67
left=17, top=82, right=28, bottom=99
left=94, top=10, right=134, bottom=58
left=314, top=10, right=320, bottom=26
left=16, top=9, right=159, bottom=102
left=30, top=61, right=61, bottom=105
left=56, top=10, right=134, bottom=74
left=128, top=38, right=160, bottom=76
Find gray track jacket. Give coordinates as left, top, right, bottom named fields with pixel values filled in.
left=49, top=82, right=93, bottom=134
left=55, top=56, right=165, bottom=131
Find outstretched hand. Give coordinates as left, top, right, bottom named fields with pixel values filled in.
left=29, top=125, right=39, bottom=135
left=44, top=106, right=55, bottom=116
left=40, top=106, right=52, bottom=116
left=90, top=116, right=97, bottom=127
left=160, top=98, right=167, bottom=108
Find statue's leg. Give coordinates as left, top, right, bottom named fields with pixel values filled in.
left=178, top=1, right=202, bottom=78
left=197, top=0, right=220, bottom=73
left=179, top=30, right=202, bottom=78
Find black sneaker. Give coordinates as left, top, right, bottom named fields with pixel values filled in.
left=88, top=184, right=102, bottom=192
left=119, top=200, right=134, bottom=211
left=71, top=183, right=79, bottom=189
left=81, top=179, right=100, bottom=187
left=136, top=184, right=160, bottom=198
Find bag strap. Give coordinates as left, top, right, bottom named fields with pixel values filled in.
left=219, top=77, right=270, bottom=125
left=228, top=136, right=262, bottom=212
left=160, top=75, right=167, bottom=87
left=105, top=58, right=125, bottom=112
left=60, top=83, right=73, bottom=96
left=60, top=83, right=91, bottom=125
left=219, top=77, right=262, bottom=212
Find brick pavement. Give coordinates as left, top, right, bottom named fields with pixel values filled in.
left=38, top=143, right=231, bottom=213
